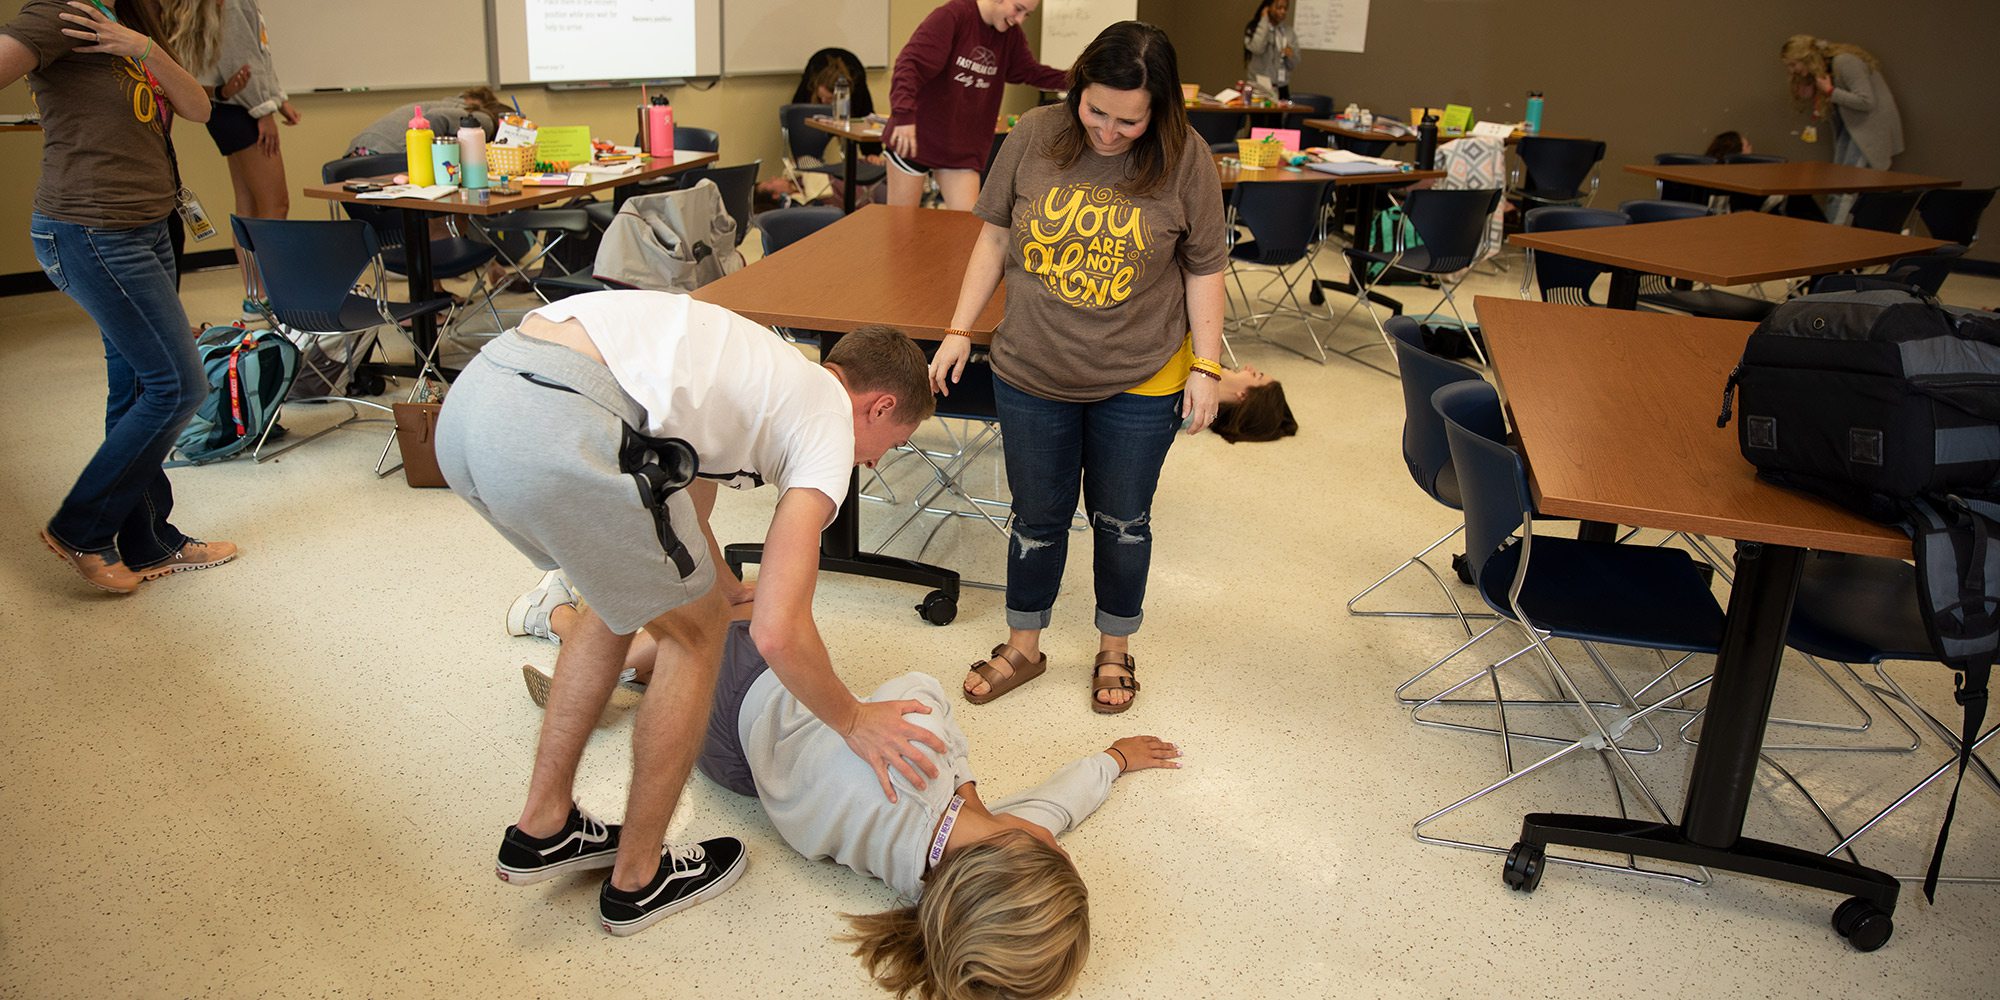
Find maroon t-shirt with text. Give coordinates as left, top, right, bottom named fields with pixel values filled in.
left=887, top=0, right=1068, bottom=172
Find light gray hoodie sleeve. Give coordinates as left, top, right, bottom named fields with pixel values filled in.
left=217, top=0, right=285, bottom=119
left=987, top=752, right=1119, bottom=835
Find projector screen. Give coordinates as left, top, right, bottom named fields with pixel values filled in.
left=495, top=0, right=723, bottom=84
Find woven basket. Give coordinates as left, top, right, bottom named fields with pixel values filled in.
left=486, top=142, right=537, bottom=178
left=1235, top=138, right=1282, bottom=168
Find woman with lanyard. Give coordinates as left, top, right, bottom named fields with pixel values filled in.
left=1241, top=0, right=1298, bottom=100
left=884, top=0, right=1069, bottom=211
left=2, top=0, right=237, bottom=593
left=930, top=21, right=1226, bottom=714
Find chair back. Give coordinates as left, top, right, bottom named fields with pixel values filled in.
left=1387, top=316, right=1484, bottom=507
left=1719, top=153, right=1787, bottom=213
left=1652, top=152, right=1717, bottom=204
left=1402, top=188, right=1503, bottom=272
left=674, top=126, right=721, bottom=153
left=1228, top=179, right=1333, bottom=265
left=1619, top=198, right=1710, bottom=224
left=693, top=161, right=760, bottom=248
left=1433, top=380, right=1531, bottom=586
left=1848, top=189, right=1922, bottom=233
left=320, top=155, right=408, bottom=248
left=1284, top=92, right=1336, bottom=147
left=1812, top=245, right=1967, bottom=296
left=980, top=130, right=1010, bottom=183
left=1523, top=206, right=1626, bottom=306
left=231, top=216, right=379, bottom=333
left=779, top=103, right=833, bottom=164
left=1916, top=186, right=1995, bottom=246
left=1516, top=137, right=1606, bottom=199
left=1189, top=112, right=1243, bottom=148
left=933, top=358, right=1000, bottom=422
left=1332, top=132, right=1392, bottom=158
left=754, top=205, right=843, bottom=255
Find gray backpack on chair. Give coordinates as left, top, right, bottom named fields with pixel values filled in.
left=592, top=179, right=743, bottom=292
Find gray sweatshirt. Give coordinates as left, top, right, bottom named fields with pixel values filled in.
left=1245, top=17, right=1298, bottom=88
left=741, top=670, right=1118, bottom=902
left=1825, top=52, right=1903, bottom=170
left=199, top=0, right=284, bottom=119
left=346, top=99, right=494, bottom=158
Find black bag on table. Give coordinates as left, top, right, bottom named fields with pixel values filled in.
left=1717, top=288, right=2000, bottom=902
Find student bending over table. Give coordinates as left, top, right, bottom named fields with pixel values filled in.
left=435, top=289, right=942, bottom=937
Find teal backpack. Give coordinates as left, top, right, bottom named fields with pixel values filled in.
left=170, top=325, right=300, bottom=466
left=1367, top=203, right=1426, bottom=284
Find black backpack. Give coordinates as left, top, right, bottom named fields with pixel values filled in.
left=1718, top=288, right=2000, bottom=901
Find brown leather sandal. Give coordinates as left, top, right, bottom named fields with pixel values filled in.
left=964, top=643, right=1048, bottom=705
left=1091, top=651, right=1140, bottom=715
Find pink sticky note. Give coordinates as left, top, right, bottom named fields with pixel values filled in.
left=1250, top=127, right=1301, bottom=151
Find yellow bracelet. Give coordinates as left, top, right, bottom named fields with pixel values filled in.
left=1188, top=356, right=1224, bottom=377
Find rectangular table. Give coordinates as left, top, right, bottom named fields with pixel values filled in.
left=1509, top=210, right=1949, bottom=310
left=1300, top=119, right=1559, bottom=147
left=1625, top=161, right=1959, bottom=197
left=1476, top=295, right=1909, bottom=934
left=806, top=117, right=1010, bottom=215
left=304, top=150, right=718, bottom=357
left=691, top=205, right=1003, bottom=618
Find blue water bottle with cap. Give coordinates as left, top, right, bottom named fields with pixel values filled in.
left=1525, top=91, right=1544, bottom=134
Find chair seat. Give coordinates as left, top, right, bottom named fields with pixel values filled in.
left=480, top=208, right=591, bottom=235
left=1478, top=536, right=1725, bottom=653
left=1229, top=238, right=1312, bottom=267
left=274, top=293, right=453, bottom=336
left=1638, top=288, right=1777, bottom=322
left=584, top=200, right=618, bottom=230
left=533, top=273, right=610, bottom=298
left=1788, top=552, right=1938, bottom=663
left=802, top=160, right=887, bottom=185
left=382, top=237, right=498, bottom=279
left=1346, top=245, right=1450, bottom=276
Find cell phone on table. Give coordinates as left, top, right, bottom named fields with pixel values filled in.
left=342, top=181, right=383, bottom=193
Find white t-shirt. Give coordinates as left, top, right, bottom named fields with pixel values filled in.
left=530, top=290, right=855, bottom=511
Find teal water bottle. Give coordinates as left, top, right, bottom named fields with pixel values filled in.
left=1525, top=91, right=1544, bottom=134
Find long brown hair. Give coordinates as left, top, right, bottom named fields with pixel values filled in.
left=842, top=830, right=1090, bottom=1000
left=120, top=0, right=177, bottom=65
left=155, top=0, right=218, bottom=74
left=1046, top=21, right=1187, bottom=197
left=1780, top=35, right=1881, bottom=109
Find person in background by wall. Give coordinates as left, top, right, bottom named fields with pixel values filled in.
left=1241, top=0, right=1297, bottom=100
left=1703, top=130, right=1748, bottom=161
left=2, top=0, right=238, bottom=594
left=166, top=0, right=297, bottom=326
left=930, top=21, right=1226, bottom=714
left=885, top=0, right=1068, bottom=211
left=345, top=86, right=509, bottom=158
left=1781, top=34, right=1902, bottom=225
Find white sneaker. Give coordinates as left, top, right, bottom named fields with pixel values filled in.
left=521, top=663, right=645, bottom=709
left=506, top=570, right=576, bottom=643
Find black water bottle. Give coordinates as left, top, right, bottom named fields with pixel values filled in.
left=1416, top=114, right=1439, bottom=171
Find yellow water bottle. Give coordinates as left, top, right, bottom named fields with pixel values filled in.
left=405, top=105, right=435, bottom=186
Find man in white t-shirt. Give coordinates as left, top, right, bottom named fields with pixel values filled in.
left=433, top=290, right=944, bottom=937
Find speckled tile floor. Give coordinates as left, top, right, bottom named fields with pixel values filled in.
left=3, top=251, right=1996, bottom=998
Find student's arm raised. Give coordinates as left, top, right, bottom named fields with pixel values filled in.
left=749, top=487, right=948, bottom=803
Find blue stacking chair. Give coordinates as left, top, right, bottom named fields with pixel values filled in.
left=1917, top=187, right=1995, bottom=247
left=320, top=156, right=501, bottom=329
left=1618, top=199, right=1778, bottom=322
left=1510, top=137, right=1606, bottom=210
left=780, top=103, right=885, bottom=199
left=1335, top=187, right=1503, bottom=373
left=1413, top=380, right=1725, bottom=884
left=1848, top=189, right=1923, bottom=234
left=232, top=216, right=457, bottom=474
left=752, top=205, right=844, bottom=256
left=1651, top=152, right=1718, bottom=205
left=1521, top=206, right=1627, bottom=306
left=1223, top=177, right=1336, bottom=363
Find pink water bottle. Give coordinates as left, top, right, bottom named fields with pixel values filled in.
left=646, top=96, right=673, bottom=160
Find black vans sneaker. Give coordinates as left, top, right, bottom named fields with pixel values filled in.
left=598, top=837, right=747, bottom=937
left=495, top=805, right=620, bottom=884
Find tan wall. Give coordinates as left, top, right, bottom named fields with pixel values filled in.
left=1158, top=0, right=1999, bottom=263
left=0, top=0, right=1047, bottom=277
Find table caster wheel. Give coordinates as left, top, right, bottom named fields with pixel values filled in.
left=1832, top=897, right=1892, bottom=952
left=915, top=590, right=957, bottom=626
left=1502, top=842, right=1544, bottom=893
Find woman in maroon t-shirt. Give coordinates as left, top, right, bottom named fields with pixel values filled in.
left=885, top=0, right=1067, bottom=210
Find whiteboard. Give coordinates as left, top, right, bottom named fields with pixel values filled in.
left=1294, top=0, right=1371, bottom=54
left=494, top=0, right=723, bottom=84
left=1040, top=0, right=1135, bottom=71
left=263, top=0, right=490, bottom=93
left=722, top=0, right=890, bottom=75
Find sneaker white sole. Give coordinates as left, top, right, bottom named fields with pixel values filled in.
left=506, top=570, right=563, bottom=637
left=494, top=848, right=619, bottom=886
left=600, top=850, right=747, bottom=937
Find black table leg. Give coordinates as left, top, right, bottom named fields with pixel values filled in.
left=400, top=206, right=440, bottom=359
left=842, top=140, right=858, bottom=215
left=1509, top=542, right=1901, bottom=944
left=1608, top=267, right=1641, bottom=311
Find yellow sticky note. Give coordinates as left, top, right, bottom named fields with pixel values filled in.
left=535, top=125, right=594, bottom=168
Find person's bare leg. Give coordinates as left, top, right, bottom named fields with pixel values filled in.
left=1094, top=632, right=1134, bottom=708
left=517, top=605, right=635, bottom=837
left=608, top=585, right=730, bottom=890
left=934, top=169, right=981, bottom=212
left=549, top=603, right=657, bottom=682
left=964, top=626, right=1043, bottom=697
left=225, top=158, right=258, bottom=302
left=230, top=144, right=292, bottom=302
left=887, top=167, right=928, bottom=207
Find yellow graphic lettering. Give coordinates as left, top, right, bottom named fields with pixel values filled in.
left=131, top=82, right=156, bottom=123
left=1021, top=184, right=1151, bottom=308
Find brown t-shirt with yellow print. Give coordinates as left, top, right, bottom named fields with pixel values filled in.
left=2, top=0, right=177, bottom=228
left=973, top=104, right=1226, bottom=403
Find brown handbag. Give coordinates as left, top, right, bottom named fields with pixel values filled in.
left=390, top=401, right=448, bottom=488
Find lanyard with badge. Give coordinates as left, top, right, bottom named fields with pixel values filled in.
left=88, top=0, right=217, bottom=240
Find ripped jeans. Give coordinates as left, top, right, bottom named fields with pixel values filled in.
left=992, top=375, right=1183, bottom=636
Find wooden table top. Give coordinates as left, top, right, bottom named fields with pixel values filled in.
left=1212, top=153, right=1439, bottom=190
left=1188, top=101, right=1313, bottom=116
left=806, top=117, right=1009, bottom=142
left=301, top=151, right=717, bottom=216
left=691, top=205, right=1003, bottom=343
left=1300, top=119, right=1579, bottom=145
left=1508, top=210, right=1947, bottom=286
left=1624, top=160, right=1960, bottom=196
left=1475, top=296, right=1908, bottom=559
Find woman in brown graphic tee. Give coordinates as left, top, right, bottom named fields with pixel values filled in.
left=930, top=21, right=1226, bottom=714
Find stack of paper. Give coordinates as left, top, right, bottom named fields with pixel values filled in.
left=355, top=184, right=458, bottom=201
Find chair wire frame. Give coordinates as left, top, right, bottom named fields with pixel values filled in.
left=1328, top=190, right=1496, bottom=378
left=1221, top=189, right=1336, bottom=365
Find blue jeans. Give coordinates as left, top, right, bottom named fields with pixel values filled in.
left=993, top=376, right=1183, bottom=636
left=31, top=213, right=204, bottom=568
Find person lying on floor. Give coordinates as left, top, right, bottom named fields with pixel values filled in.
left=511, top=585, right=1181, bottom=1000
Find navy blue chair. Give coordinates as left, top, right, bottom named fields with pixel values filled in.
left=1809, top=245, right=1967, bottom=297
left=320, top=155, right=499, bottom=290
left=1619, top=198, right=1709, bottom=225
left=232, top=216, right=456, bottom=474
left=1414, top=379, right=1725, bottom=874
left=1719, top=152, right=1788, bottom=215
left=752, top=205, right=843, bottom=255
left=1510, top=137, right=1607, bottom=210
left=1917, top=187, right=1995, bottom=247
left=780, top=102, right=885, bottom=197
left=1848, top=189, right=1923, bottom=234
left=1617, top=199, right=1778, bottom=322
left=1521, top=206, right=1626, bottom=306
left=1188, top=111, right=1244, bottom=148
left=1223, top=177, right=1336, bottom=363
left=1337, top=187, right=1504, bottom=372
left=1652, top=152, right=1718, bottom=205
left=1285, top=92, right=1336, bottom=148
left=679, top=161, right=760, bottom=249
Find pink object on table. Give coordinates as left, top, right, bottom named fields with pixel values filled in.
left=1250, top=127, right=1301, bottom=151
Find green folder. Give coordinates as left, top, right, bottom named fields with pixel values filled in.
left=1440, top=104, right=1474, bottom=135
left=536, top=125, right=594, bottom=168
